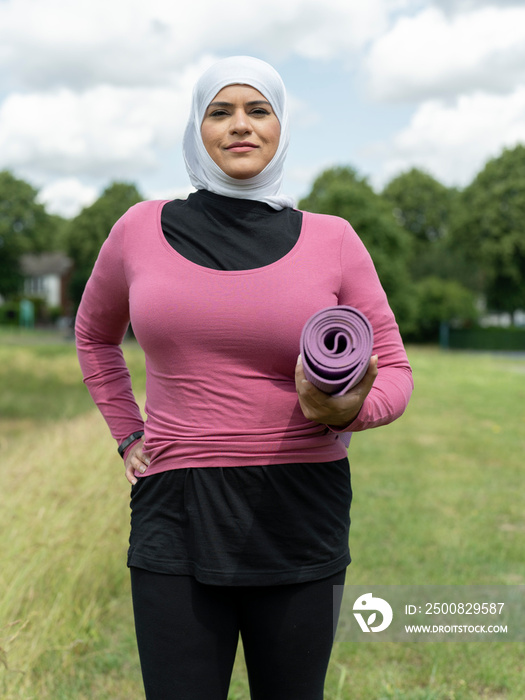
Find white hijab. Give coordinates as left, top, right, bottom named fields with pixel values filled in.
left=182, top=56, right=295, bottom=210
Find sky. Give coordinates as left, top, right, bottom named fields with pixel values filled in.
left=1, top=0, right=525, bottom=218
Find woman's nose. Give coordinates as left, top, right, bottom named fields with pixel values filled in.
left=230, top=109, right=251, bottom=133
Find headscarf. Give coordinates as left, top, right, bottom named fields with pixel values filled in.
left=182, top=56, right=295, bottom=210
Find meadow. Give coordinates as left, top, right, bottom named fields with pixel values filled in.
left=1, top=329, right=524, bottom=699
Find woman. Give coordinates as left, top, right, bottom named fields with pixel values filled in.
left=76, top=55, right=413, bottom=700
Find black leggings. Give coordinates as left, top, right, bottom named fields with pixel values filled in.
left=130, top=567, right=346, bottom=700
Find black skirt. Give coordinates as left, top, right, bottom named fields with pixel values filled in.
left=127, top=458, right=352, bottom=586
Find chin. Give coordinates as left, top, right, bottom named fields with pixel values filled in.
left=230, top=172, right=260, bottom=180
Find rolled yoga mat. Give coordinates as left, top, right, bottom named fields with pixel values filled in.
left=300, top=305, right=374, bottom=396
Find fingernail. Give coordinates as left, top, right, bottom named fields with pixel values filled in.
left=296, top=354, right=302, bottom=365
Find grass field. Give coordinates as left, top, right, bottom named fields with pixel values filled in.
left=1, top=329, right=524, bottom=699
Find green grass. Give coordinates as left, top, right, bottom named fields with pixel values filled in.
left=0, top=328, right=146, bottom=436
left=0, top=332, right=523, bottom=698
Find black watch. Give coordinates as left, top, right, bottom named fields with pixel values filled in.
left=118, top=431, right=144, bottom=458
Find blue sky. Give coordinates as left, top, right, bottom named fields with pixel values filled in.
left=1, top=0, right=524, bottom=217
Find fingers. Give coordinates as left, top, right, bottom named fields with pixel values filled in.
left=124, top=439, right=150, bottom=485
left=125, top=464, right=139, bottom=486
left=295, top=353, right=306, bottom=385
left=295, top=354, right=325, bottom=403
left=360, top=354, right=379, bottom=393
left=295, top=353, right=379, bottom=427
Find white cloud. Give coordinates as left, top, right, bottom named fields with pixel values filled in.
left=0, top=0, right=200, bottom=90
left=376, top=86, right=525, bottom=187
left=282, top=0, right=390, bottom=60
left=365, top=5, right=525, bottom=101
left=0, top=63, right=208, bottom=179
left=37, top=178, right=98, bottom=218
left=146, top=184, right=195, bottom=203
left=0, top=0, right=392, bottom=92
left=430, top=0, right=525, bottom=16
left=284, top=163, right=325, bottom=198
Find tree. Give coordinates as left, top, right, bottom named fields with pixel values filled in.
left=299, top=167, right=416, bottom=334
left=451, top=144, right=525, bottom=313
left=0, top=170, right=60, bottom=298
left=382, top=168, right=469, bottom=282
left=410, top=276, right=479, bottom=342
left=65, top=182, right=143, bottom=307
left=382, top=168, right=457, bottom=243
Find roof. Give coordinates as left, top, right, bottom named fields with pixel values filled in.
left=20, top=252, right=73, bottom=277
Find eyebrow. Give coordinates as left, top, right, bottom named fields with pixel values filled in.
left=207, top=100, right=273, bottom=109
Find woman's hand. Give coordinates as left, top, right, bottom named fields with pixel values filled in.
left=295, top=354, right=378, bottom=429
left=124, top=437, right=150, bottom=485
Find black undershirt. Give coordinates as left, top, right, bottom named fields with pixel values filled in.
left=127, top=190, right=352, bottom=585
left=161, top=189, right=303, bottom=270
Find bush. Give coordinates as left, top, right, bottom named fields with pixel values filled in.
left=408, top=276, right=479, bottom=343
left=0, top=301, right=20, bottom=325
left=0, top=298, right=64, bottom=327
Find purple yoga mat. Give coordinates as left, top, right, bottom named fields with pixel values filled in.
left=300, top=305, right=374, bottom=396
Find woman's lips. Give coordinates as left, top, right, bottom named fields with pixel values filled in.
left=226, top=142, right=258, bottom=152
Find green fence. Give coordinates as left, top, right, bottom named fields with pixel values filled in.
left=440, top=323, right=525, bottom=351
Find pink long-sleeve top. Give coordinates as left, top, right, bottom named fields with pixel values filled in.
left=75, top=199, right=413, bottom=476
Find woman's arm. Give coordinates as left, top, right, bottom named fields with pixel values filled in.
left=75, top=214, right=145, bottom=454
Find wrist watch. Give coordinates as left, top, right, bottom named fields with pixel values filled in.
left=117, top=431, right=144, bottom=458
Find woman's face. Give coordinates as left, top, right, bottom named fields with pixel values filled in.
left=201, top=84, right=280, bottom=180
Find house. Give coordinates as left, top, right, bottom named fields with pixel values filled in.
left=20, top=252, right=73, bottom=313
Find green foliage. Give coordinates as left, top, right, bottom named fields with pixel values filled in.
left=299, top=167, right=416, bottom=335
left=0, top=170, right=62, bottom=298
left=0, top=302, right=19, bottom=326
left=409, top=276, right=479, bottom=342
left=381, top=169, right=480, bottom=340
left=0, top=297, right=50, bottom=327
left=381, top=168, right=475, bottom=285
left=382, top=168, right=458, bottom=244
left=64, top=182, right=143, bottom=307
left=452, top=144, right=525, bottom=312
